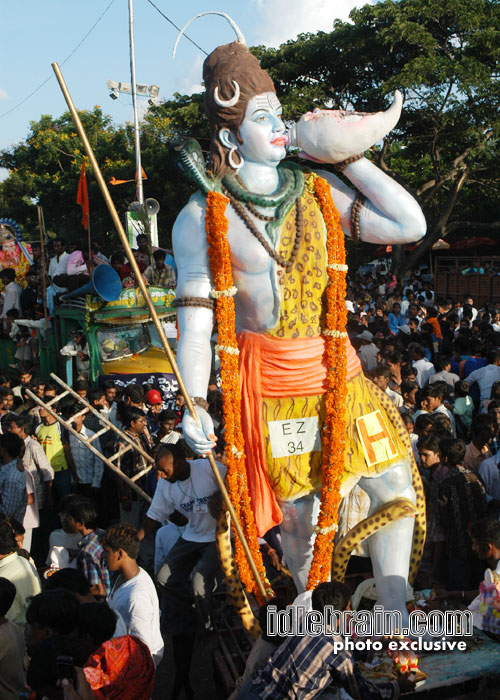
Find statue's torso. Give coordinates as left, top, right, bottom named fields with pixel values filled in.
left=223, top=188, right=328, bottom=337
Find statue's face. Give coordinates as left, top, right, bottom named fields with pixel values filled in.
left=235, top=92, right=287, bottom=166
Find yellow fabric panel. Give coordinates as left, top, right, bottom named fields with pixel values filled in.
left=101, top=346, right=174, bottom=375
left=262, top=373, right=411, bottom=502
left=268, top=192, right=328, bottom=339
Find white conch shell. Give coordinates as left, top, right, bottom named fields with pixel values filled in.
left=289, top=91, right=403, bottom=164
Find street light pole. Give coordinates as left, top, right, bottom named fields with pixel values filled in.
left=128, top=0, right=144, bottom=205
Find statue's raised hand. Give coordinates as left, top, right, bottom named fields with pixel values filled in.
left=182, top=406, right=217, bottom=456
left=288, top=91, right=402, bottom=164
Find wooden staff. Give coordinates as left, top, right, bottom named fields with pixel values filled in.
left=36, top=206, right=49, bottom=329
left=51, top=62, right=268, bottom=601
left=25, top=388, right=151, bottom=502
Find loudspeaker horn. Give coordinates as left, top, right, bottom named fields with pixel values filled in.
left=61, top=264, right=122, bottom=302
left=145, top=198, right=160, bottom=216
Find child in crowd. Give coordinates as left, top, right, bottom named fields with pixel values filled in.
left=399, top=380, right=418, bottom=416
left=417, top=435, right=447, bottom=587
left=463, top=414, right=495, bottom=471
left=61, top=496, right=111, bottom=598
left=438, top=437, right=486, bottom=589
left=453, top=380, right=474, bottom=437
left=422, top=383, right=456, bottom=436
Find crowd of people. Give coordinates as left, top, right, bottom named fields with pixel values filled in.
left=0, top=257, right=500, bottom=700
left=0, top=234, right=176, bottom=370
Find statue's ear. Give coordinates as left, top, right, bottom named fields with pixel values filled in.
left=218, top=128, right=237, bottom=150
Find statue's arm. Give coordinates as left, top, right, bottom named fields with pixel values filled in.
left=173, top=193, right=213, bottom=399
left=316, top=159, right=426, bottom=245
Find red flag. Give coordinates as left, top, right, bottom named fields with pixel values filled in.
left=76, top=162, right=89, bottom=230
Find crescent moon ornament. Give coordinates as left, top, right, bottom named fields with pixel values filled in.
left=214, top=81, right=241, bottom=108
left=172, top=11, right=247, bottom=58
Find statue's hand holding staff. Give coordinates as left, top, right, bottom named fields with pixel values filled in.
left=182, top=406, right=217, bottom=456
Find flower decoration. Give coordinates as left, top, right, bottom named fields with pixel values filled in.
left=205, top=190, right=271, bottom=599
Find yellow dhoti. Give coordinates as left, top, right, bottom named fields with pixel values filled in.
left=238, top=189, right=409, bottom=537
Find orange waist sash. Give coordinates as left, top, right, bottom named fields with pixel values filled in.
left=238, top=331, right=361, bottom=535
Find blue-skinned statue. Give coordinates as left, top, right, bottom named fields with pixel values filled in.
left=172, top=15, right=427, bottom=624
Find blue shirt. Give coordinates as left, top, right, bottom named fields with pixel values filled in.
left=0, top=460, right=27, bottom=523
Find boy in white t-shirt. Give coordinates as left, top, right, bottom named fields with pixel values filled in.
left=102, top=523, right=163, bottom=666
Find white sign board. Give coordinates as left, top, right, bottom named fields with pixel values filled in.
left=268, top=416, right=321, bottom=458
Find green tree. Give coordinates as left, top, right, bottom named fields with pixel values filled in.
left=0, top=107, right=139, bottom=246
left=255, top=0, right=500, bottom=273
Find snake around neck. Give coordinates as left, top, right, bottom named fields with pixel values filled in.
left=173, top=137, right=305, bottom=243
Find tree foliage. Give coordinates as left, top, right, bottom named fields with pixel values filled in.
left=255, top=0, right=500, bottom=272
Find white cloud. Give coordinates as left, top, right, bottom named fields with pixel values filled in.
left=181, top=54, right=205, bottom=96
left=252, top=0, right=373, bottom=47
left=0, top=89, right=10, bottom=100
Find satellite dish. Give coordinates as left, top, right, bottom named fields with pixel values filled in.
left=145, top=198, right=160, bottom=216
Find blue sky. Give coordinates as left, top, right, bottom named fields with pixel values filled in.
left=0, top=0, right=369, bottom=177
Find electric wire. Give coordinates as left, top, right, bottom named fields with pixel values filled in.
left=0, top=0, right=117, bottom=120
left=144, top=0, right=208, bottom=55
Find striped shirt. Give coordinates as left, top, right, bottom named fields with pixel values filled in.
left=249, top=632, right=399, bottom=699
left=23, top=436, right=54, bottom=509
left=77, top=528, right=111, bottom=597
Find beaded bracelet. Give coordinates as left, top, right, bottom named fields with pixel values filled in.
left=172, top=296, right=215, bottom=310
left=350, top=193, right=365, bottom=242
left=334, top=153, right=364, bottom=173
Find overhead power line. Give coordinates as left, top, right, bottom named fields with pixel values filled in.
left=145, top=0, right=208, bottom=55
left=0, top=0, right=117, bottom=120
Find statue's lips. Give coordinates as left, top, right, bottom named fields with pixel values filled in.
left=271, top=137, right=287, bottom=146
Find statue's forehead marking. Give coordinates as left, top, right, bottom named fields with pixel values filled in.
left=254, top=94, right=281, bottom=112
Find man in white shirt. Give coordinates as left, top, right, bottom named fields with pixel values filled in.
left=0, top=269, right=22, bottom=318
left=466, top=350, right=500, bottom=406
left=0, top=518, right=41, bottom=624
left=103, top=522, right=163, bottom=666
left=411, top=344, right=435, bottom=387
left=137, top=443, right=226, bottom=698
left=48, top=237, right=69, bottom=293
left=138, top=444, right=226, bottom=631
left=429, top=357, right=460, bottom=399
left=356, top=331, right=379, bottom=372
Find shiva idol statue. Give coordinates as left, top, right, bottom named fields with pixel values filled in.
left=172, top=13, right=427, bottom=625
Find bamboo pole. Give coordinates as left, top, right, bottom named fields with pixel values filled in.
left=50, top=373, right=154, bottom=466
left=25, top=388, right=151, bottom=503
left=36, top=206, right=49, bottom=329
left=51, top=63, right=268, bottom=600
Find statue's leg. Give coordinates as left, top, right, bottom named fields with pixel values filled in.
left=358, top=458, right=416, bottom=628
left=278, top=491, right=321, bottom=594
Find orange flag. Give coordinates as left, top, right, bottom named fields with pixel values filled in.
left=109, top=167, right=148, bottom=186
left=76, top=162, right=89, bottom=229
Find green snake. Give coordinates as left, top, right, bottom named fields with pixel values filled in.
left=173, top=137, right=305, bottom=240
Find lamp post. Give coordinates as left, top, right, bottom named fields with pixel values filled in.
left=128, top=0, right=143, bottom=205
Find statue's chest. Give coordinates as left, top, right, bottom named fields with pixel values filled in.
left=225, top=207, right=276, bottom=275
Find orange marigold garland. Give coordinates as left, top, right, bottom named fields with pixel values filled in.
left=205, top=190, right=270, bottom=599
left=306, top=175, right=348, bottom=589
